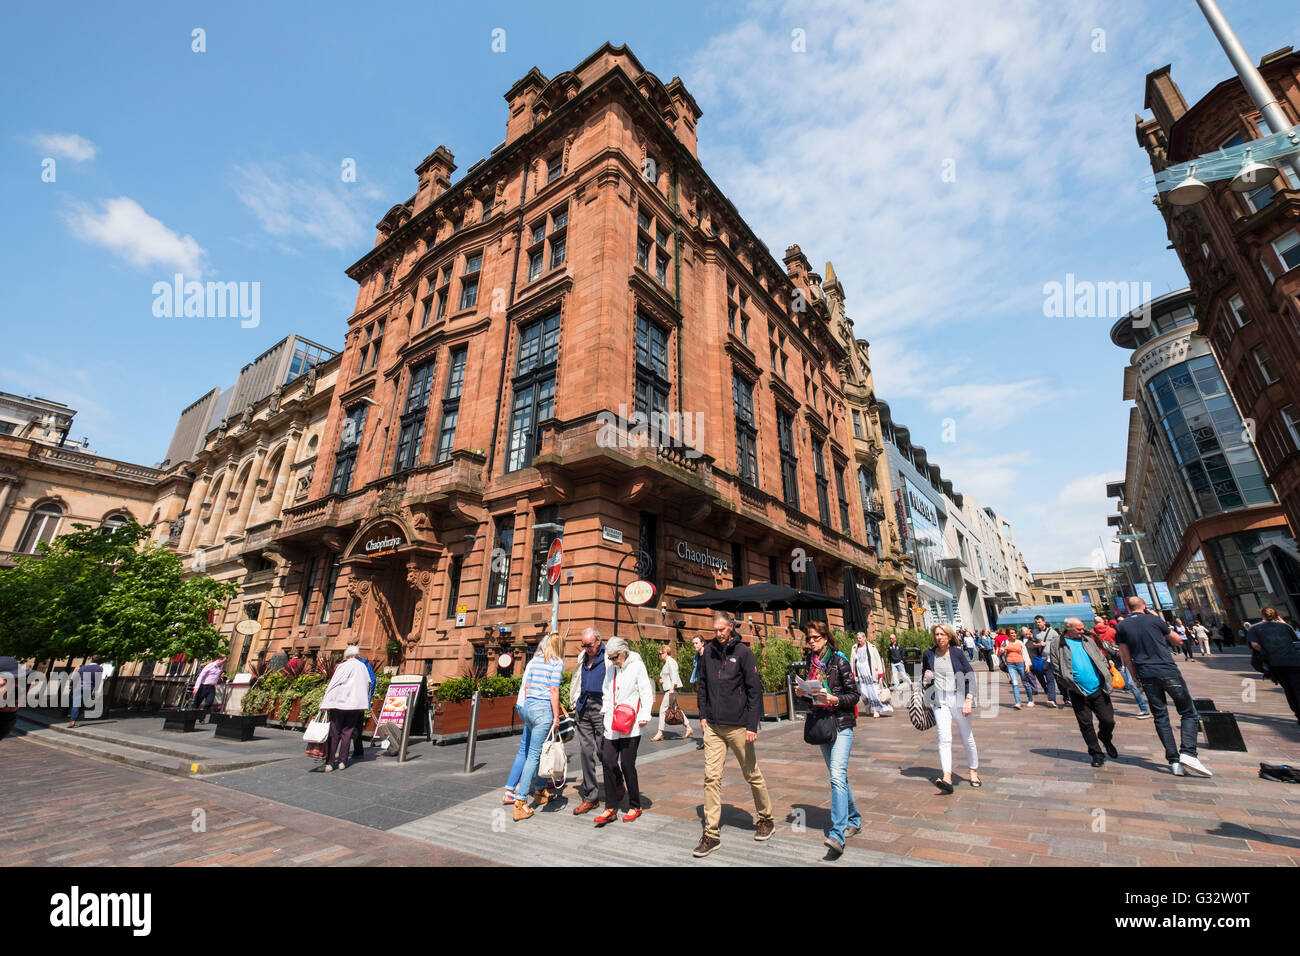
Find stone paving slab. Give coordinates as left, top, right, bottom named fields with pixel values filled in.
left=0, top=732, right=490, bottom=867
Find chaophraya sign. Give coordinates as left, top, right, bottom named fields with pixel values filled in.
left=354, top=522, right=404, bottom=557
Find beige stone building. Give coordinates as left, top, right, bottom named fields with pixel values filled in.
left=0, top=392, right=163, bottom=567
left=150, top=337, right=340, bottom=672
left=1030, top=566, right=1114, bottom=612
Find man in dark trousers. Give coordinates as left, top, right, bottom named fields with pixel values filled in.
left=693, top=611, right=774, bottom=858
left=1050, top=618, right=1116, bottom=767
left=570, top=626, right=607, bottom=816
left=1249, top=606, right=1300, bottom=726
left=1116, top=597, right=1211, bottom=777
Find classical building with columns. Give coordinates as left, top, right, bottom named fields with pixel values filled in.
left=269, top=44, right=885, bottom=681
left=0, top=392, right=162, bottom=567
left=152, top=337, right=339, bottom=671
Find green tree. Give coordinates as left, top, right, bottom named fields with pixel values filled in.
left=0, top=520, right=236, bottom=664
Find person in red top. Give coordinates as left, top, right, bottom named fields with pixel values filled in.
left=993, top=629, right=1010, bottom=653
left=1093, top=619, right=1116, bottom=644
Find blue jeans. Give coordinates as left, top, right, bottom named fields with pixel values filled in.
left=890, top=662, right=908, bottom=685
left=818, top=726, right=860, bottom=844
left=505, top=728, right=529, bottom=792
left=512, top=699, right=554, bottom=801
left=1120, top=665, right=1148, bottom=713
left=1139, top=673, right=1199, bottom=762
left=1008, top=662, right=1033, bottom=705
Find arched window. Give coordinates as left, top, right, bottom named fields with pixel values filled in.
left=20, top=502, right=63, bottom=553
left=260, top=448, right=285, bottom=499
left=102, top=513, right=129, bottom=531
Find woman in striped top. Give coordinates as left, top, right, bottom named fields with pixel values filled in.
left=511, top=632, right=564, bottom=821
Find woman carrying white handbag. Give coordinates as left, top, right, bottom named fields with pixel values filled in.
left=851, top=631, right=893, bottom=717
left=317, top=646, right=372, bottom=772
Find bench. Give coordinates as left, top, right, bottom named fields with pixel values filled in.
left=160, top=709, right=204, bottom=732
left=210, top=713, right=267, bottom=741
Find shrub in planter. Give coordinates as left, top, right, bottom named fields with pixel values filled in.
left=754, top=635, right=802, bottom=692
left=876, top=627, right=934, bottom=669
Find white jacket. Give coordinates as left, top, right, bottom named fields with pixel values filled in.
left=320, top=659, right=372, bottom=711
left=659, top=655, right=682, bottom=692
left=601, top=651, right=654, bottom=739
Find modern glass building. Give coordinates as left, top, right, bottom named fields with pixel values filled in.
left=1111, top=288, right=1300, bottom=625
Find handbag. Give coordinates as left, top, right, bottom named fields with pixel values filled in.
left=1109, top=662, right=1126, bottom=690
left=611, top=673, right=638, bottom=735
left=803, top=707, right=837, bottom=744
left=538, top=725, right=567, bottom=785
left=1031, top=655, right=1046, bottom=676
left=556, top=709, right=577, bottom=743
left=908, top=678, right=935, bottom=731
left=664, top=697, right=686, bottom=726
left=304, top=709, right=330, bottom=759
left=877, top=681, right=892, bottom=705
left=303, top=709, right=330, bottom=744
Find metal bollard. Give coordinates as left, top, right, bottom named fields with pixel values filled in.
left=786, top=674, right=797, bottom=722
left=464, top=689, right=481, bottom=773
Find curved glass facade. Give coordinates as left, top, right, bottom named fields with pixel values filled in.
left=1145, top=354, right=1273, bottom=517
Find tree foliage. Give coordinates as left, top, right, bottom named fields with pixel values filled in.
left=0, top=520, right=236, bottom=664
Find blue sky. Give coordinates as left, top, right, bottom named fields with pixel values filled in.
left=3, top=0, right=1296, bottom=572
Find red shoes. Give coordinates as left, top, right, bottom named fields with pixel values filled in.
left=593, top=809, right=616, bottom=826
left=622, top=809, right=642, bottom=822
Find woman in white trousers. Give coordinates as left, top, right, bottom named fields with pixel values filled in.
left=923, top=624, right=980, bottom=793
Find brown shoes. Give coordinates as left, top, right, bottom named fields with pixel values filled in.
left=572, top=801, right=598, bottom=816
left=513, top=800, right=534, bottom=822
left=693, top=835, right=721, bottom=857
left=754, top=819, right=775, bottom=841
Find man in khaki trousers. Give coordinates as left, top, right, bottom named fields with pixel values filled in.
left=693, top=612, right=774, bottom=858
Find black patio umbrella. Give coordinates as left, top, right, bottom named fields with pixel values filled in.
left=797, top=564, right=828, bottom=630
left=841, top=567, right=870, bottom=635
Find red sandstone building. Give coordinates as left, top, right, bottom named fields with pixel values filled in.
left=269, top=44, right=879, bottom=678
left=1138, top=51, right=1300, bottom=555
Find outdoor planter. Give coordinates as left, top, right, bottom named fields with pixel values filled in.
left=652, top=691, right=788, bottom=720
left=432, top=696, right=520, bottom=736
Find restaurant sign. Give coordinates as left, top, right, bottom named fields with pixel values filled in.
left=354, top=522, right=404, bottom=557
left=676, top=540, right=728, bottom=576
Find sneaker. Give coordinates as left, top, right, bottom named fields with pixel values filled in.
left=824, top=836, right=844, bottom=857
left=1136, top=712, right=1152, bottom=719
left=1170, top=761, right=1186, bottom=776
left=844, top=825, right=860, bottom=839
left=754, top=819, right=775, bottom=841
left=693, top=835, right=721, bottom=857
left=1179, top=753, right=1212, bottom=777
left=513, top=800, right=534, bottom=821
left=1091, top=755, right=1106, bottom=767
left=1104, top=741, right=1118, bottom=759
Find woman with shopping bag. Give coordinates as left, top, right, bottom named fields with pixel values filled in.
left=317, top=646, right=372, bottom=772
left=509, top=632, right=564, bottom=822
left=593, top=637, right=654, bottom=826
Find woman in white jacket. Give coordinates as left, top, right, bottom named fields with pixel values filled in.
left=594, top=637, right=654, bottom=826
left=319, top=646, right=373, bottom=772
left=651, top=642, right=695, bottom=741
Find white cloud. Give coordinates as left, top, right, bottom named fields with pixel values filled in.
left=231, top=161, right=387, bottom=252
left=32, top=132, right=97, bottom=161
left=938, top=451, right=1032, bottom=506
left=1016, top=470, right=1124, bottom=572
left=63, top=197, right=206, bottom=277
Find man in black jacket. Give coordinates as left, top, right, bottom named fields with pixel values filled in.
left=693, top=612, right=774, bottom=858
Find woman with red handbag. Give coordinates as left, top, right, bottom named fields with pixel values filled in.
left=594, top=637, right=654, bottom=826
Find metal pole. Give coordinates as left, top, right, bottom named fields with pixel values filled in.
left=463, top=689, right=481, bottom=773
left=1195, top=0, right=1291, bottom=133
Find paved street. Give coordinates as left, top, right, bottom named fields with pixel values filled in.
left=4, top=648, right=1298, bottom=867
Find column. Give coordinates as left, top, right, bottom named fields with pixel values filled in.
left=275, top=425, right=306, bottom=515
left=229, top=447, right=267, bottom=540
left=177, top=473, right=211, bottom=552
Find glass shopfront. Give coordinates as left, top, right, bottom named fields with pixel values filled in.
left=901, top=474, right=949, bottom=593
